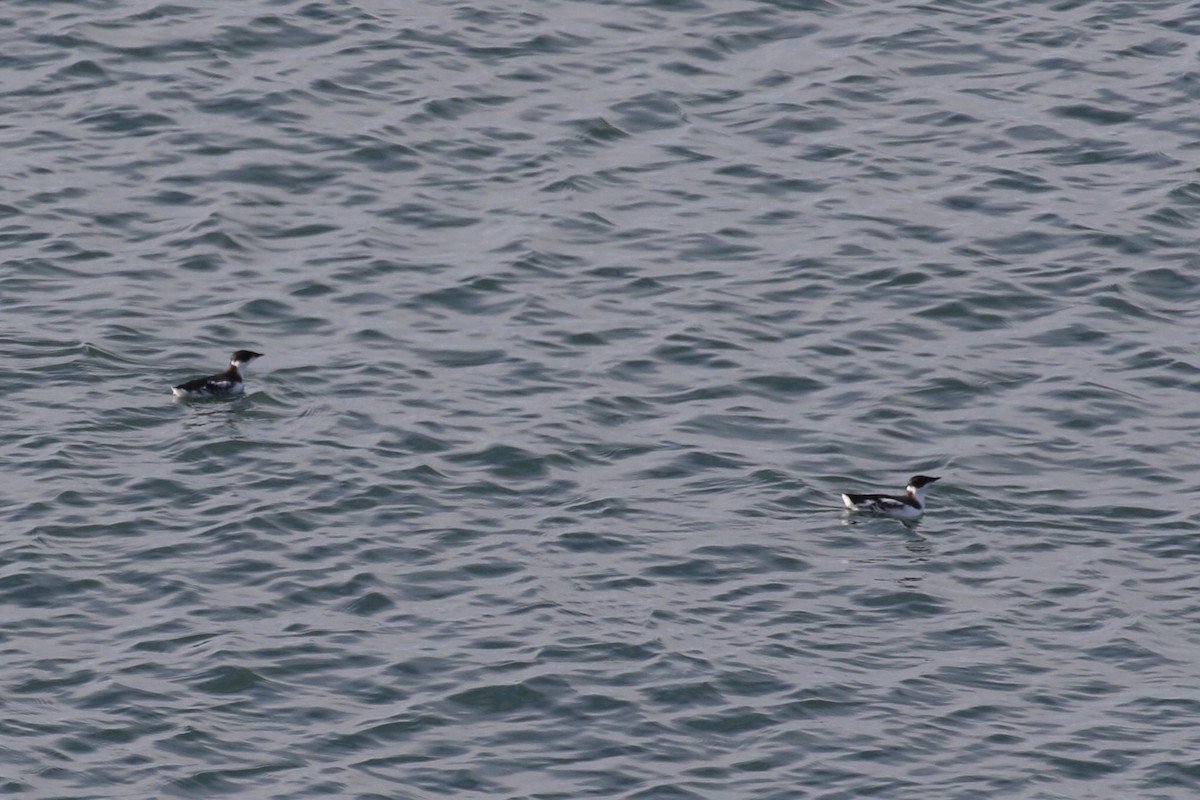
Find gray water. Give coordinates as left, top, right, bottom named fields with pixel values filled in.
left=4, top=1, right=1200, bottom=797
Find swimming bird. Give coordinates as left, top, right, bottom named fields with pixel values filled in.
left=172, top=350, right=263, bottom=398
left=841, top=475, right=941, bottom=518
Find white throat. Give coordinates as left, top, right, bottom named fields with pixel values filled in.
left=907, top=485, right=929, bottom=509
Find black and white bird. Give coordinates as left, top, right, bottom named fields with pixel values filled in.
left=841, top=475, right=941, bottom=519
left=172, top=350, right=263, bottom=399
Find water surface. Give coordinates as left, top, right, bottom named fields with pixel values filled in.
left=3, top=1, right=1200, bottom=797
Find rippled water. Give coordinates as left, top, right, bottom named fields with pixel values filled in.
left=4, top=0, right=1200, bottom=797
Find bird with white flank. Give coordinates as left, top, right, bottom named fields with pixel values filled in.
left=841, top=475, right=941, bottom=519
left=172, top=350, right=264, bottom=399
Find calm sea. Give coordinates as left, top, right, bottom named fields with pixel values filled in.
left=3, top=1, right=1200, bottom=797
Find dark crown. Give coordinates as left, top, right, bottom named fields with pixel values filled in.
left=231, top=350, right=263, bottom=363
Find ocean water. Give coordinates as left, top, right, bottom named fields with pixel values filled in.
left=3, top=0, right=1200, bottom=797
